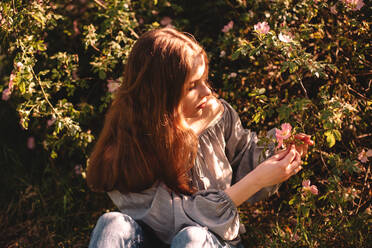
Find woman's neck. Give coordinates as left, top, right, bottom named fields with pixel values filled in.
left=185, top=97, right=224, bottom=136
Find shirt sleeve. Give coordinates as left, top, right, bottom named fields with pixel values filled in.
left=221, top=100, right=280, bottom=204
left=108, top=183, right=240, bottom=244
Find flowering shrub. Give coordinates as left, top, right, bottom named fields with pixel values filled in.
left=254, top=21, right=270, bottom=35
left=0, top=0, right=370, bottom=247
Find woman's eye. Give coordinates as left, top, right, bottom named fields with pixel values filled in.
left=188, top=83, right=196, bottom=90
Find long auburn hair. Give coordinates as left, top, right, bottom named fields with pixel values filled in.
left=86, top=28, right=209, bottom=195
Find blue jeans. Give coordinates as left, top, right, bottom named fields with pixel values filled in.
left=88, top=212, right=243, bottom=248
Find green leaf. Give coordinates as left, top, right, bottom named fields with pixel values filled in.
left=98, top=70, right=106, bottom=80
left=302, top=207, right=310, bottom=218
left=231, top=49, right=241, bottom=61
left=324, top=130, right=336, bottom=148
left=333, top=130, right=342, bottom=141
left=19, top=82, right=26, bottom=94
left=248, top=46, right=260, bottom=57
left=289, top=62, right=298, bottom=73
left=50, top=150, right=58, bottom=159
left=281, top=61, right=289, bottom=72
left=258, top=88, right=266, bottom=95
left=253, top=112, right=261, bottom=124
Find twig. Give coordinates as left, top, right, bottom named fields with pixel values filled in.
left=355, top=165, right=370, bottom=214
left=93, top=0, right=107, bottom=9
left=12, top=0, right=17, bottom=13
left=319, top=151, right=331, bottom=173
left=297, top=73, right=309, bottom=98
left=91, top=43, right=101, bottom=53
left=30, top=68, right=61, bottom=118
left=127, top=27, right=139, bottom=39
left=357, top=133, right=372, bottom=139
left=347, top=85, right=368, bottom=100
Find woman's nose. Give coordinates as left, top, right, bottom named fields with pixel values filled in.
left=199, top=82, right=211, bottom=97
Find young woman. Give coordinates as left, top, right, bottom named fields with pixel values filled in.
left=86, top=28, right=313, bottom=248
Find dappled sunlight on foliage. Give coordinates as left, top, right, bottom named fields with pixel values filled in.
left=1, top=0, right=370, bottom=247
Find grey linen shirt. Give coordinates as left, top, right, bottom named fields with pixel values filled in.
left=108, top=99, right=278, bottom=244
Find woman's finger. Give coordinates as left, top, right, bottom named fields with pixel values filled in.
left=294, top=133, right=314, bottom=146
left=287, top=151, right=302, bottom=172
left=282, top=145, right=297, bottom=164
left=292, top=165, right=303, bottom=175
left=273, top=147, right=291, bottom=161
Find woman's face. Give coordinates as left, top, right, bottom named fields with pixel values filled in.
left=179, top=55, right=212, bottom=120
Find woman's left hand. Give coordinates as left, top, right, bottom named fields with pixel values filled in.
left=294, top=133, right=314, bottom=157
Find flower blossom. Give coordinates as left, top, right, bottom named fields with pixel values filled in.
left=27, top=136, right=35, bottom=150
left=278, top=32, right=293, bottom=43
left=107, top=79, right=121, bottom=93
left=2, top=88, right=11, bottom=101
left=47, top=117, right=56, bottom=127
left=138, top=17, right=144, bottom=25
left=358, top=149, right=372, bottom=163
left=302, top=179, right=319, bottom=195
left=0, top=13, right=4, bottom=26
left=160, top=16, right=173, bottom=27
left=220, top=50, right=226, bottom=58
left=342, top=0, right=365, bottom=11
left=74, top=164, right=83, bottom=175
left=291, top=233, right=300, bottom=242
left=276, top=123, right=292, bottom=148
left=9, top=73, right=15, bottom=90
left=254, top=21, right=270, bottom=35
left=221, top=21, right=234, bottom=33
left=330, top=5, right=338, bottom=14
left=228, top=72, right=237, bottom=78
left=16, top=62, right=24, bottom=70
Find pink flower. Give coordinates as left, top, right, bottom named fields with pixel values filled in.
left=302, top=179, right=311, bottom=188
left=160, top=16, right=172, bottom=26
left=16, top=62, right=23, bottom=69
left=2, top=88, right=11, bottom=101
left=302, top=179, right=319, bottom=195
left=8, top=73, right=15, bottom=90
left=138, top=17, right=144, bottom=25
left=278, top=32, right=294, bottom=43
left=291, top=233, right=300, bottom=242
left=221, top=21, right=234, bottom=33
left=0, top=13, right=4, bottom=26
left=27, top=136, right=35, bottom=149
left=310, top=185, right=319, bottom=195
left=330, top=5, right=338, bottom=14
left=107, top=79, right=121, bottom=93
left=254, top=21, right=270, bottom=35
left=47, top=117, right=56, bottom=127
left=342, top=0, right=365, bottom=11
left=358, top=149, right=372, bottom=163
left=228, top=72, right=237, bottom=78
left=73, top=20, right=80, bottom=35
left=276, top=123, right=292, bottom=148
left=74, top=164, right=83, bottom=175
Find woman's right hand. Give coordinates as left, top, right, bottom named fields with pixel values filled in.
left=225, top=145, right=302, bottom=207
left=252, top=145, right=302, bottom=188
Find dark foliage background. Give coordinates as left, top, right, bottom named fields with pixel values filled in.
left=0, top=0, right=370, bottom=247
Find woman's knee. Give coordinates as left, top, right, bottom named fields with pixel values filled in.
left=171, top=226, right=210, bottom=248
left=89, top=212, right=144, bottom=248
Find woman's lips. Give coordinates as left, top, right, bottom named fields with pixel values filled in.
left=197, top=99, right=208, bottom=109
